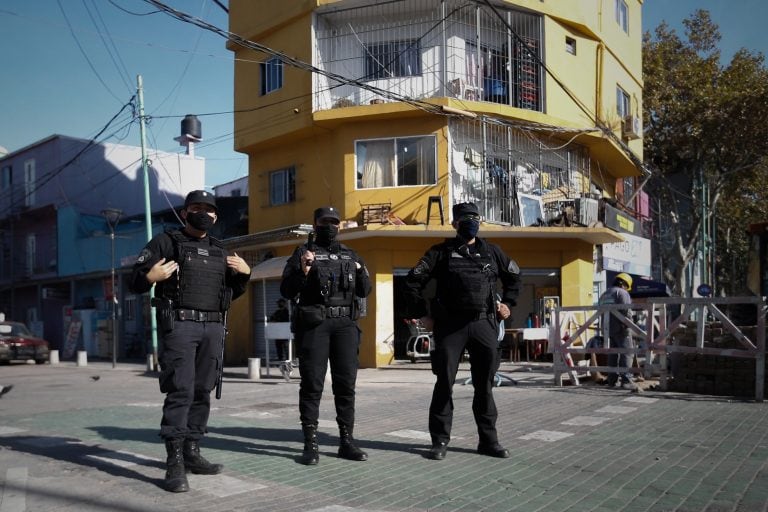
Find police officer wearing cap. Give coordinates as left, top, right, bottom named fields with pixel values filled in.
left=280, top=206, right=372, bottom=466
left=599, top=273, right=636, bottom=389
left=129, top=190, right=251, bottom=492
left=404, top=202, right=521, bottom=461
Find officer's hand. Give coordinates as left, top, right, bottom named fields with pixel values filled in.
left=301, top=250, right=315, bottom=275
left=227, top=252, right=251, bottom=274
left=146, top=258, right=178, bottom=284
left=496, top=302, right=511, bottom=320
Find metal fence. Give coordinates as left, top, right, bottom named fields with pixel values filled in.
left=550, top=297, right=767, bottom=401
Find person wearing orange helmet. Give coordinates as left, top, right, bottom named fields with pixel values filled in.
left=599, top=272, right=636, bottom=390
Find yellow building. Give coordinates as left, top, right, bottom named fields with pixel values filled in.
left=224, top=0, right=644, bottom=368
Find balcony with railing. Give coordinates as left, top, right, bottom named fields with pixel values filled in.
left=314, top=0, right=543, bottom=113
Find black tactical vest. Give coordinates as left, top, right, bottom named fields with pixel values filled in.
left=305, top=244, right=357, bottom=307
left=438, top=242, right=497, bottom=312
left=158, top=231, right=227, bottom=311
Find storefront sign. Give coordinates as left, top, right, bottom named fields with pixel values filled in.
left=602, top=232, right=651, bottom=276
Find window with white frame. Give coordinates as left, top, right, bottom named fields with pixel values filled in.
left=356, top=136, right=436, bottom=189
left=364, top=40, right=422, bottom=80
left=260, top=57, right=283, bottom=95
left=24, top=159, right=35, bottom=207
left=269, top=166, right=295, bottom=206
left=616, top=85, right=631, bottom=119
left=615, top=0, right=629, bottom=33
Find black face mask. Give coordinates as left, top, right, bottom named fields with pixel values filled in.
left=186, top=210, right=215, bottom=232
left=457, top=219, right=480, bottom=241
left=315, top=224, right=339, bottom=246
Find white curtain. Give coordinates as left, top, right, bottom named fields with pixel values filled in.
left=416, top=138, right=434, bottom=184
left=361, top=140, right=394, bottom=188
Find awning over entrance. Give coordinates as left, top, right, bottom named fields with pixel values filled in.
left=249, top=256, right=290, bottom=281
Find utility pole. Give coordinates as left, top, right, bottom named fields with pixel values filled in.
left=137, top=75, right=159, bottom=370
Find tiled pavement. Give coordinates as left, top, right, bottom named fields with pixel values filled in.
left=1, top=360, right=768, bottom=512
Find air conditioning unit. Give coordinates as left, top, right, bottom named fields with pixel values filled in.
left=574, top=197, right=599, bottom=226
left=622, top=115, right=642, bottom=140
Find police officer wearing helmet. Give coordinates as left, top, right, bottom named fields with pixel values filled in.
left=129, top=190, right=251, bottom=492
left=405, top=202, right=521, bottom=461
left=599, top=272, right=636, bottom=389
left=280, top=206, right=372, bottom=466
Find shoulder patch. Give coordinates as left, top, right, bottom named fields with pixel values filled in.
left=136, top=248, right=152, bottom=265
left=412, top=259, right=430, bottom=275
left=507, top=260, right=520, bottom=274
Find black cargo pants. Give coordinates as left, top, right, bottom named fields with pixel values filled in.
left=296, top=315, right=361, bottom=429
left=158, top=320, right=224, bottom=440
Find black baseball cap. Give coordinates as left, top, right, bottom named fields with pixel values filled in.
left=452, top=202, right=480, bottom=218
left=313, top=206, right=341, bottom=222
left=184, top=190, right=217, bottom=211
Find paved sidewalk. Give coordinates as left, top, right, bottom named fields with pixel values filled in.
left=1, top=359, right=767, bottom=512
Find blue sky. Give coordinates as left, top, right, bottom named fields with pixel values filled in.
left=1, top=1, right=766, bottom=189
left=643, top=0, right=768, bottom=61
left=1, top=0, right=244, bottom=189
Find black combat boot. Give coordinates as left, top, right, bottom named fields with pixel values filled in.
left=183, top=439, right=223, bottom=475
left=164, top=439, right=190, bottom=493
left=338, top=425, right=368, bottom=461
left=299, top=423, right=319, bottom=465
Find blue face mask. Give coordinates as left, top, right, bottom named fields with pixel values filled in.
left=457, top=219, right=480, bottom=240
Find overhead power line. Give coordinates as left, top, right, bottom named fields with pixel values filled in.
left=0, top=96, right=137, bottom=217
left=141, top=0, right=448, bottom=118
left=479, top=0, right=650, bottom=179
left=142, top=0, right=650, bottom=191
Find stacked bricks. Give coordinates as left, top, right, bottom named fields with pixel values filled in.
left=667, top=322, right=765, bottom=398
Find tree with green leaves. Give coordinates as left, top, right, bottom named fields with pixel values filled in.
left=643, top=9, right=768, bottom=296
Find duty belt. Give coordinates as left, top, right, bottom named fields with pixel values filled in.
left=326, top=306, right=352, bottom=318
left=446, top=309, right=493, bottom=321
left=175, top=309, right=223, bottom=322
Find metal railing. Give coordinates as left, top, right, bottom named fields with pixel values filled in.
left=550, top=297, right=767, bottom=401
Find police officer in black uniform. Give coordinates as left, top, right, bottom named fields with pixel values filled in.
left=129, top=190, right=251, bottom=492
left=405, top=202, right=521, bottom=461
left=280, top=206, right=372, bottom=466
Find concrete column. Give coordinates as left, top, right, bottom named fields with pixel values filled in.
left=49, top=350, right=60, bottom=365
left=76, top=351, right=88, bottom=367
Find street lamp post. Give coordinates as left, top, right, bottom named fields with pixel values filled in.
left=102, top=208, right=123, bottom=368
